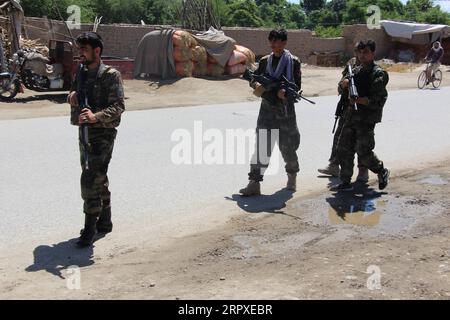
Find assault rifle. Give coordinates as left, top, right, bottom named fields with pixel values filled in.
left=347, top=63, right=358, bottom=111
left=76, top=64, right=90, bottom=170
left=243, top=69, right=316, bottom=106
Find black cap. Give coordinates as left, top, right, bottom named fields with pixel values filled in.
left=76, top=31, right=104, bottom=55
left=356, top=39, right=376, bottom=52
left=268, top=29, right=288, bottom=41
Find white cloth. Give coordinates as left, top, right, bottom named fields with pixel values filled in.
left=381, top=20, right=448, bottom=40
left=433, top=42, right=443, bottom=52
left=265, top=49, right=294, bottom=82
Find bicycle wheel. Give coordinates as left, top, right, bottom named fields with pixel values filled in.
left=432, top=70, right=442, bottom=88
left=417, top=71, right=427, bottom=89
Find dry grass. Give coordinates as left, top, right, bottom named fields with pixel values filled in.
left=378, top=62, right=420, bottom=73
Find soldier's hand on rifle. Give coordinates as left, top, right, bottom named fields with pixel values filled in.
left=249, top=80, right=259, bottom=89
left=277, top=89, right=287, bottom=100
left=252, top=83, right=265, bottom=97
left=350, top=97, right=369, bottom=106
left=67, top=91, right=78, bottom=106
left=79, top=108, right=98, bottom=124
left=341, top=79, right=349, bottom=89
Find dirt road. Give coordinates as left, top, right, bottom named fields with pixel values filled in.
left=0, top=64, right=449, bottom=300
left=1, top=64, right=448, bottom=121
left=1, top=162, right=449, bottom=299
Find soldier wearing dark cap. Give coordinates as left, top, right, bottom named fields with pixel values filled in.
left=67, top=32, right=125, bottom=247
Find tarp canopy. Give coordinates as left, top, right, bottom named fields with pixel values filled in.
left=192, top=27, right=236, bottom=67
left=133, top=27, right=236, bottom=79
left=133, top=29, right=176, bottom=79
left=381, top=20, right=450, bottom=41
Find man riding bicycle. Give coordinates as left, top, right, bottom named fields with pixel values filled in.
left=425, top=41, right=444, bottom=84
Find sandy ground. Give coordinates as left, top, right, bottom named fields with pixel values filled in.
left=0, top=161, right=449, bottom=299
left=1, top=64, right=449, bottom=300
left=1, top=64, right=449, bottom=121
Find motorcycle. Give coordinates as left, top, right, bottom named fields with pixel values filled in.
left=0, top=39, right=75, bottom=101
left=0, top=48, right=24, bottom=100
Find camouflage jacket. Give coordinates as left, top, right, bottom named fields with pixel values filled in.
left=70, top=62, right=125, bottom=128
left=252, top=54, right=302, bottom=105
left=339, top=61, right=389, bottom=124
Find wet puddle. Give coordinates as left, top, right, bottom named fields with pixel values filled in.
left=292, top=183, right=445, bottom=236
left=418, top=175, right=448, bottom=185
left=327, top=201, right=382, bottom=227
left=324, top=185, right=386, bottom=228
left=230, top=179, right=448, bottom=256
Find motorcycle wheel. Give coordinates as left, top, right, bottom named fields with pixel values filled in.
left=0, top=76, right=20, bottom=101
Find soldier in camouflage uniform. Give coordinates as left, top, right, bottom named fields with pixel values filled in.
left=67, top=32, right=125, bottom=247
left=318, top=47, right=369, bottom=183
left=240, top=29, right=302, bottom=196
left=332, top=39, right=390, bottom=192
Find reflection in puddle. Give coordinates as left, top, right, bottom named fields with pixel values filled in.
left=328, top=204, right=381, bottom=227
left=296, top=182, right=445, bottom=235
left=326, top=185, right=386, bottom=227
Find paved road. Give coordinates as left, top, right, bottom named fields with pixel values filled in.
left=1, top=87, right=450, bottom=255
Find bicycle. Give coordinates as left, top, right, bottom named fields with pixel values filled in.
left=418, top=60, right=442, bottom=89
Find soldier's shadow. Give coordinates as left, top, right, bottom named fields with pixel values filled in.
left=326, top=182, right=387, bottom=220
left=226, top=188, right=296, bottom=216
left=317, top=174, right=341, bottom=189
left=25, top=235, right=104, bottom=279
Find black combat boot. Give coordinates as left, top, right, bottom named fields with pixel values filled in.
left=97, top=207, right=113, bottom=234
left=378, top=168, right=390, bottom=190
left=331, top=182, right=353, bottom=192
left=77, top=214, right=98, bottom=248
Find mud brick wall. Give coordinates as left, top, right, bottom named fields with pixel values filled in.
left=222, top=27, right=313, bottom=62
left=21, top=17, right=395, bottom=64
left=23, top=17, right=162, bottom=58
left=311, top=37, right=345, bottom=54
left=342, top=24, right=391, bottom=60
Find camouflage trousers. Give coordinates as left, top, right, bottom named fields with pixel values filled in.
left=79, top=128, right=117, bottom=216
left=337, top=122, right=384, bottom=184
left=329, top=116, right=363, bottom=168
left=248, top=99, right=300, bottom=182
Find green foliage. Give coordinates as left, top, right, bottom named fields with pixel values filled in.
left=20, top=0, right=55, bottom=19
left=300, top=0, right=326, bottom=13
left=404, top=0, right=450, bottom=24
left=419, top=6, right=450, bottom=25
left=20, top=0, right=180, bottom=25
left=342, top=0, right=405, bottom=25
left=314, top=25, right=343, bottom=38
left=17, top=0, right=450, bottom=29
left=341, top=0, right=367, bottom=24
left=20, top=0, right=95, bottom=23
left=329, top=0, right=347, bottom=13
left=227, top=0, right=264, bottom=27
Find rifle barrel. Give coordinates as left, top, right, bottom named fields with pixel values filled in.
left=298, top=94, right=316, bottom=105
